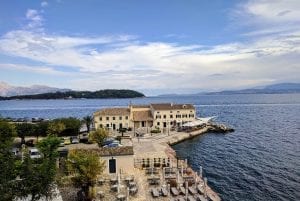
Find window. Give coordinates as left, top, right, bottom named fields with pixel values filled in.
left=170, top=111, right=173, bottom=113
left=176, top=114, right=181, bottom=118
left=125, top=116, right=128, bottom=120
left=189, top=114, right=194, bottom=118
left=177, top=111, right=180, bottom=113
left=157, top=122, right=160, bottom=126
left=113, top=117, right=115, bottom=120
left=99, top=124, right=103, bottom=128
left=163, top=115, right=166, bottom=119
left=119, top=116, right=122, bottom=120
left=106, top=117, right=109, bottom=121
left=170, top=115, right=173, bottom=118
left=106, top=124, right=110, bottom=128
left=99, top=117, right=102, bottom=121
left=156, top=115, right=161, bottom=119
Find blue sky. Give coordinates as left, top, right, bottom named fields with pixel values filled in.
left=0, top=0, right=299, bottom=95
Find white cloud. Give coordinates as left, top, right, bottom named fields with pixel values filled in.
left=41, top=1, right=48, bottom=7
left=0, top=1, right=299, bottom=94
left=25, top=9, right=43, bottom=28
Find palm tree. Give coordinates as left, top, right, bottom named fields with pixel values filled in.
left=83, top=115, right=93, bottom=133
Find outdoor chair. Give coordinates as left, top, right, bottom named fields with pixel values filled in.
left=188, top=195, right=196, bottom=201
left=151, top=188, right=160, bottom=198
left=160, top=187, right=168, bottom=197
left=171, top=187, right=179, bottom=196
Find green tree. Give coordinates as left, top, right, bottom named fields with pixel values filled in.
left=15, top=123, right=35, bottom=144
left=89, top=128, right=109, bottom=147
left=67, top=149, right=105, bottom=200
left=55, top=118, right=81, bottom=136
left=19, top=135, right=61, bottom=201
left=34, top=121, right=49, bottom=141
left=0, top=121, right=17, bottom=200
left=47, top=122, right=66, bottom=136
left=83, top=115, right=93, bottom=133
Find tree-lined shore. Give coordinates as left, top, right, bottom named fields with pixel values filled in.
left=0, top=89, right=145, bottom=100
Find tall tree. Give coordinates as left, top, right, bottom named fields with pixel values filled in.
left=34, top=121, right=49, bottom=141
left=19, top=135, right=61, bottom=201
left=67, top=149, right=105, bottom=200
left=47, top=122, right=66, bottom=136
left=0, top=121, right=17, bottom=200
left=89, top=128, right=109, bottom=147
left=15, top=123, right=35, bottom=144
left=55, top=118, right=81, bottom=136
left=83, top=115, right=93, bottom=133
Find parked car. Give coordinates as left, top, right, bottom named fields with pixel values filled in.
left=59, top=138, right=65, bottom=147
left=101, top=138, right=115, bottom=146
left=70, top=136, right=79, bottom=144
left=29, top=148, right=41, bottom=159
left=103, top=140, right=122, bottom=148
left=64, top=137, right=71, bottom=145
left=25, top=139, right=35, bottom=147
left=12, top=148, right=20, bottom=157
left=79, top=133, right=89, bottom=143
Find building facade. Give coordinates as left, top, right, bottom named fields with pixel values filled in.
left=93, top=103, right=196, bottom=132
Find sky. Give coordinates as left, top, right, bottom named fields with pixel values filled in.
left=0, top=0, right=299, bottom=95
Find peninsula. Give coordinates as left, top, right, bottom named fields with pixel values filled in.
left=0, top=89, right=145, bottom=100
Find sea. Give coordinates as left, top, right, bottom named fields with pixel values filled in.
left=0, top=94, right=299, bottom=201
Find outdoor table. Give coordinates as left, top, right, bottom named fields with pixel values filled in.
left=116, top=194, right=126, bottom=201
left=125, top=176, right=133, bottom=183
left=129, top=187, right=138, bottom=195
left=98, top=178, right=105, bottom=185
left=148, top=176, right=160, bottom=185
left=129, top=181, right=136, bottom=187
left=111, top=184, right=118, bottom=192
left=97, top=191, right=104, bottom=199
left=110, top=177, right=118, bottom=184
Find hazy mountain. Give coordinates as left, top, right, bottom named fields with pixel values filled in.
left=0, top=81, right=70, bottom=97
left=206, top=83, right=300, bottom=95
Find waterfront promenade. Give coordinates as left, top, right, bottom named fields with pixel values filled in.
left=132, top=127, right=222, bottom=201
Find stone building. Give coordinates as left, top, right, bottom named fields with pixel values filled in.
left=93, top=103, right=196, bottom=132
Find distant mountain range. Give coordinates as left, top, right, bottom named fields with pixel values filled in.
left=0, top=82, right=70, bottom=97
left=206, top=83, right=300, bottom=95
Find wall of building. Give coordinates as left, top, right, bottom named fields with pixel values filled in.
left=101, top=155, right=134, bottom=174
left=94, top=114, right=130, bottom=130
left=152, top=109, right=195, bottom=129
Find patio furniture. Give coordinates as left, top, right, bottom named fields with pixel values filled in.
left=97, top=191, right=104, bottom=199
left=195, top=194, right=208, bottom=201
left=129, top=187, right=138, bottom=195
left=129, top=181, right=136, bottom=188
left=98, top=178, right=105, bottom=185
left=189, top=186, right=197, bottom=195
left=179, top=186, right=186, bottom=195
left=197, top=184, right=205, bottom=195
left=148, top=176, right=160, bottom=185
left=161, top=187, right=168, bottom=197
left=151, top=188, right=160, bottom=198
left=110, top=177, right=118, bottom=184
left=188, top=195, right=196, bottom=201
left=178, top=197, right=185, bottom=201
left=171, top=187, right=179, bottom=196
left=111, top=184, right=118, bottom=192
left=116, top=193, right=126, bottom=201
left=125, top=176, right=134, bottom=184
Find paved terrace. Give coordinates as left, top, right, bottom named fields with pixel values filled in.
left=132, top=127, right=221, bottom=201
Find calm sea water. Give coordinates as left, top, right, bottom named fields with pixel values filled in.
left=1, top=94, right=299, bottom=201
